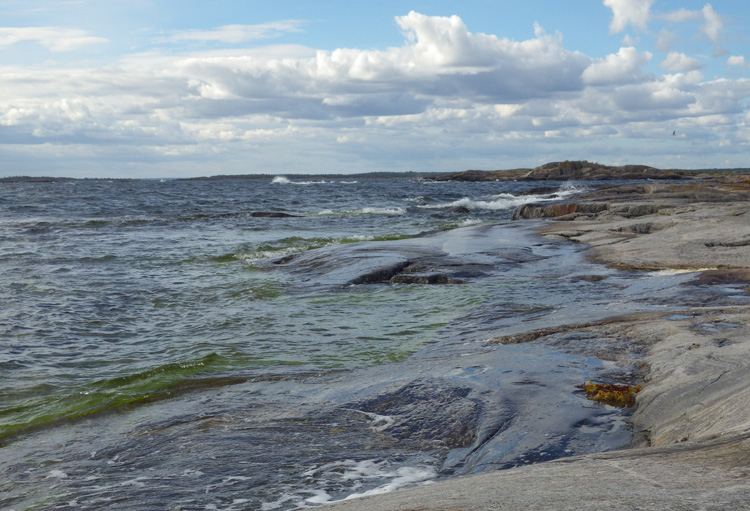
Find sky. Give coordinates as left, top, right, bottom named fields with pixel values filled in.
left=1, top=0, right=749, bottom=177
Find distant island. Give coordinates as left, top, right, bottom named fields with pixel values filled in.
left=426, top=160, right=743, bottom=182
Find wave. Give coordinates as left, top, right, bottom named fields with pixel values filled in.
left=238, top=233, right=416, bottom=265
left=421, top=184, right=587, bottom=212
left=317, top=207, right=407, bottom=216
left=271, top=176, right=358, bottom=186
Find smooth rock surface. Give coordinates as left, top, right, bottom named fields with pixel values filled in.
left=325, top=175, right=750, bottom=511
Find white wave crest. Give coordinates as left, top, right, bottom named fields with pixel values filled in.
left=271, top=176, right=328, bottom=185
left=317, top=207, right=406, bottom=216
left=556, top=181, right=588, bottom=197
left=420, top=195, right=530, bottom=211
left=272, top=176, right=358, bottom=186
left=421, top=184, right=588, bottom=211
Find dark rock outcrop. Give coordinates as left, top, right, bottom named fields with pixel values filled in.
left=389, top=274, right=465, bottom=285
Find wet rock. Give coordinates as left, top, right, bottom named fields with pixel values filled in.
left=511, top=202, right=608, bottom=220
left=686, top=269, right=750, bottom=286
left=389, top=274, right=465, bottom=285
left=430, top=206, right=471, bottom=218
left=348, top=261, right=413, bottom=285
left=271, top=254, right=297, bottom=264
left=353, top=380, right=480, bottom=448
left=517, top=186, right=560, bottom=196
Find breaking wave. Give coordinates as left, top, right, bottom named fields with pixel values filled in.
left=271, top=176, right=358, bottom=186
left=317, top=207, right=407, bottom=216
left=421, top=184, right=587, bottom=212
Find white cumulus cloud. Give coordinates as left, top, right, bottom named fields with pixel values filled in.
left=582, top=46, right=652, bottom=85
left=727, top=55, right=747, bottom=67
left=660, top=52, right=704, bottom=72
left=603, top=0, right=655, bottom=33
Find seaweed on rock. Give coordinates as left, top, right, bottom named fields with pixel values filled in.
left=578, top=382, right=642, bottom=408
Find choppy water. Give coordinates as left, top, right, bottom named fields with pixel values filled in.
left=0, top=176, right=700, bottom=510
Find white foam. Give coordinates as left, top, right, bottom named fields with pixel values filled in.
left=304, top=489, right=334, bottom=505
left=317, top=207, right=406, bottom=216
left=420, top=184, right=587, bottom=212
left=343, top=409, right=396, bottom=432
left=260, top=458, right=438, bottom=509
left=420, top=195, right=530, bottom=211
left=272, top=175, right=342, bottom=185
left=457, top=218, right=483, bottom=227
left=654, top=267, right=717, bottom=275
left=341, top=465, right=437, bottom=500
left=360, top=207, right=406, bottom=215
left=293, top=180, right=328, bottom=185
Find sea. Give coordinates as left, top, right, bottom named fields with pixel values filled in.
left=0, top=175, right=701, bottom=510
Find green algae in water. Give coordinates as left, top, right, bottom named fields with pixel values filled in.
left=0, top=353, right=240, bottom=443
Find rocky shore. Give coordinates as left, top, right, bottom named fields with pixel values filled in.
left=428, top=160, right=709, bottom=182
left=325, top=174, right=750, bottom=510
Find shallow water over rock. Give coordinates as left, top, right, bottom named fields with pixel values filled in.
left=1, top=220, right=705, bottom=510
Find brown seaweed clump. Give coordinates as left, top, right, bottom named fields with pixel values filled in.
left=578, top=382, right=642, bottom=407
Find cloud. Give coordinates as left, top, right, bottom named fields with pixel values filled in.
left=603, top=0, right=655, bottom=33
left=582, top=46, right=652, bottom=86
left=655, top=3, right=725, bottom=44
left=659, top=8, right=703, bottom=24
left=0, top=26, right=107, bottom=51
left=654, top=29, right=679, bottom=52
left=660, top=52, right=704, bottom=72
left=167, top=21, right=307, bottom=44
left=0, top=11, right=749, bottom=176
left=728, top=56, right=748, bottom=68
left=700, top=4, right=723, bottom=42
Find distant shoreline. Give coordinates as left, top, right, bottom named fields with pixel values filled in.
left=2, top=160, right=749, bottom=182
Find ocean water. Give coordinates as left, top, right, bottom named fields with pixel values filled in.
left=0, top=176, right=695, bottom=510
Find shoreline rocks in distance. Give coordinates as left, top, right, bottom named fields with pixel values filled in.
left=427, top=160, right=714, bottom=182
